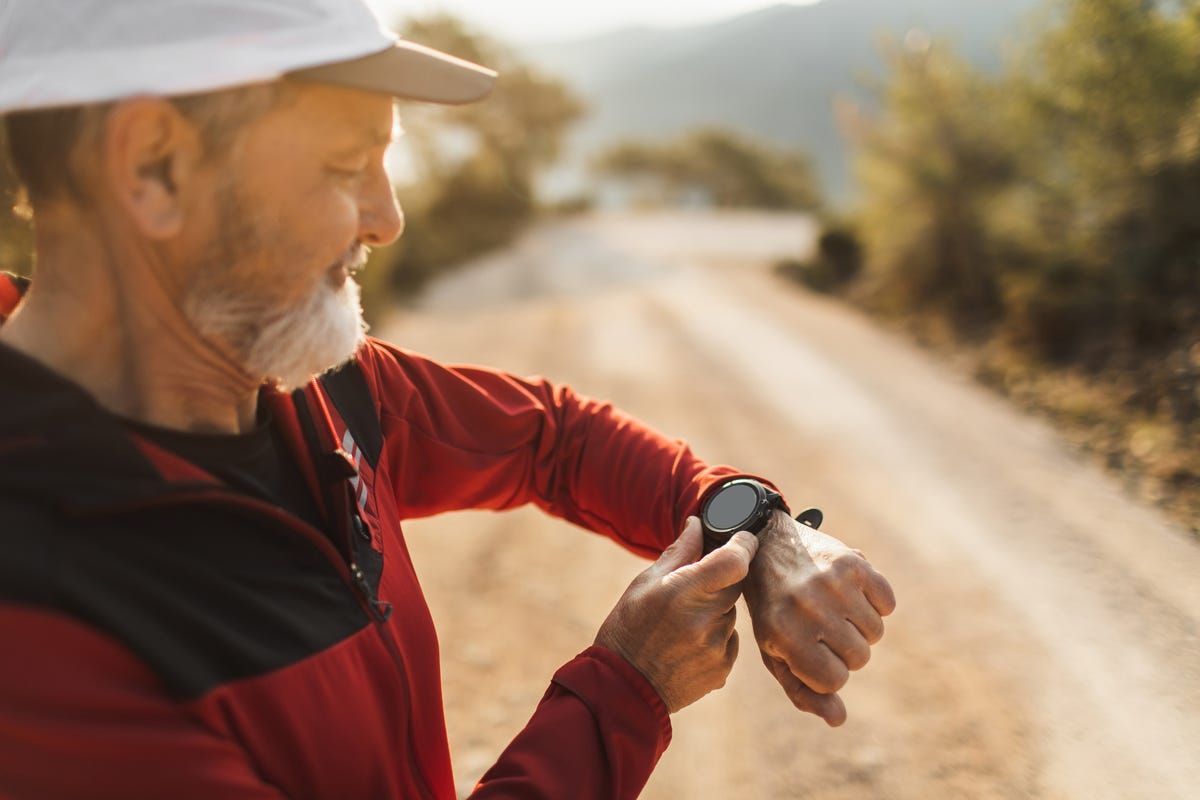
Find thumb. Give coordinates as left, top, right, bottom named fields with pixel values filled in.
left=671, top=530, right=759, bottom=595
left=651, top=516, right=704, bottom=576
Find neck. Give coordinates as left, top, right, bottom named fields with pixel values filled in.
left=0, top=209, right=261, bottom=434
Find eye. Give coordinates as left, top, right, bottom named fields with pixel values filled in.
left=328, top=162, right=368, bottom=180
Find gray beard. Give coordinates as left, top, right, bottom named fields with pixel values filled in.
left=184, top=273, right=368, bottom=390
left=180, top=180, right=369, bottom=390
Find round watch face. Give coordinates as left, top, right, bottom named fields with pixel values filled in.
left=704, top=481, right=761, bottom=533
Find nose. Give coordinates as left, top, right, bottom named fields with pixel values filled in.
left=358, top=167, right=404, bottom=247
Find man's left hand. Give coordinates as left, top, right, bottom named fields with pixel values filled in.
left=742, top=510, right=896, bottom=727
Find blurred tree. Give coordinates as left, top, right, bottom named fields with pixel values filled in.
left=1006, top=0, right=1200, bottom=361
left=774, top=221, right=864, bottom=294
left=362, top=14, right=585, bottom=311
left=855, top=0, right=1200, bottom=364
left=0, top=129, right=34, bottom=277
left=854, top=40, right=1015, bottom=335
left=593, top=128, right=821, bottom=210
left=850, top=0, right=1200, bottom=528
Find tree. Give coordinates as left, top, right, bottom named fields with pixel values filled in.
left=854, top=39, right=1016, bottom=334
left=1007, top=0, right=1200, bottom=358
left=0, top=129, right=34, bottom=277
left=593, top=128, right=821, bottom=211
left=363, top=15, right=586, bottom=308
left=855, top=0, right=1200, bottom=363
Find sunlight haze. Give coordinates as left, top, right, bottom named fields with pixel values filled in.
left=366, top=0, right=823, bottom=42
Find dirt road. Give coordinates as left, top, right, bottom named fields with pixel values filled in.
left=376, top=212, right=1200, bottom=799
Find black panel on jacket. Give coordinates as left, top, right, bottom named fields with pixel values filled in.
left=0, top=340, right=372, bottom=700
left=124, top=407, right=327, bottom=535
left=0, top=496, right=371, bottom=699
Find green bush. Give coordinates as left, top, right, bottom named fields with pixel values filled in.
left=594, top=128, right=821, bottom=211
left=855, top=41, right=1013, bottom=336
left=364, top=15, right=584, bottom=314
left=856, top=0, right=1200, bottom=362
left=0, top=129, right=33, bottom=277
left=775, top=223, right=863, bottom=294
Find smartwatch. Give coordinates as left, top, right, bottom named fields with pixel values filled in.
left=700, top=478, right=824, bottom=554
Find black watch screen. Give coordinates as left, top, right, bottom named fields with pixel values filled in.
left=700, top=479, right=788, bottom=554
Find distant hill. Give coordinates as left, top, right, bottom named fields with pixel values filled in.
left=526, top=0, right=1042, bottom=205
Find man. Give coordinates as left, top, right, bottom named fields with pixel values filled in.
left=0, top=1, right=895, bottom=798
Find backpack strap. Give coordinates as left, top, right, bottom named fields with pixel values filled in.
left=318, top=359, right=383, bottom=471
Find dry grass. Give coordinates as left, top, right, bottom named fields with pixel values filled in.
left=908, top=321, right=1200, bottom=539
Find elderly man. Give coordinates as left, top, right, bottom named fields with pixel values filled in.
left=0, top=1, right=895, bottom=798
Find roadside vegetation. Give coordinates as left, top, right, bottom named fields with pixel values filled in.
left=359, top=15, right=584, bottom=318
left=795, top=0, right=1200, bottom=534
left=0, top=130, right=32, bottom=279
left=592, top=129, right=821, bottom=211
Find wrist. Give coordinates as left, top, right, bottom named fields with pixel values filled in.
left=592, top=633, right=676, bottom=713
left=744, top=509, right=803, bottom=602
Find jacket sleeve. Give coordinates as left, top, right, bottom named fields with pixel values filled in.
left=359, top=339, right=770, bottom=558
left=0, top=607, right=289, bottom=800
left=470, top=647, right=671, bottom=800
left=357, top=340, right=760, bottom=796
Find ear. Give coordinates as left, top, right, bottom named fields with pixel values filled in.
left=100, top=99, right=203, bottom=240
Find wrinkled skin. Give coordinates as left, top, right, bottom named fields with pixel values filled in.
left=745, top=510, right=897, bottom=726
left=595, top=517, right=759, bottom=713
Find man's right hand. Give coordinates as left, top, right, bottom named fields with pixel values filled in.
left=594, top=516, right=759, bottom=713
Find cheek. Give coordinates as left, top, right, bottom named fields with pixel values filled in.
left=268, top=186, right=361, bottom=270
left=302, top=184, right=361, bottom=247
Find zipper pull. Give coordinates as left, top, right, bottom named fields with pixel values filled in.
left=351, top=513, right=372, bottom=543
left=350, top=562, right=392, bottom=622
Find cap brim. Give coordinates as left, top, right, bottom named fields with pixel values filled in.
left=287, top=40, right=496, bottom=105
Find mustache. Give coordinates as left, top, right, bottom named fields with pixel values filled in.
left=336, top=243, right=370, bottom=274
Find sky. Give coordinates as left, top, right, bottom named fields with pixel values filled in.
left=365, top=0, right=822, bottom=44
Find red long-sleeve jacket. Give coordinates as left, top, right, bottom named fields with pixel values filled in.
left=0, top=275, right=753, bottom=798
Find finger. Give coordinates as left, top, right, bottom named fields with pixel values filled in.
left=762, top=653, right=847, bottom=727
left=819, top=619, right=872, bottom=672
left=859, top=565, right=897, bottom=617
left=706, top=582, right=743, bottom=616
left=770, top=638, right=850, bottom=695
left=845, top=595, right=886, bottom=645
left=672, top=530, right=758, bottom=594
left=705, top=605, right=739, bottom=648
left=652, top=516, right=704, bottom=576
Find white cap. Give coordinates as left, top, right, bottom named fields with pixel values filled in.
left=0, top=0, right=498, bottom=115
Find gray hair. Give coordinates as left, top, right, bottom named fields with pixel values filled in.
left=4, top=81, right=294, bottom=208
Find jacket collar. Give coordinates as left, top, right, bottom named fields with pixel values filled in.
left=0, top=273, right=333, bottom=516
left=0, top=331, right=179, bottom=511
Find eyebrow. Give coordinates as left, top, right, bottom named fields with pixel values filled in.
left=357, top=113, right=403, bottom=150
left=332, top=109, right=401, bottom=157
